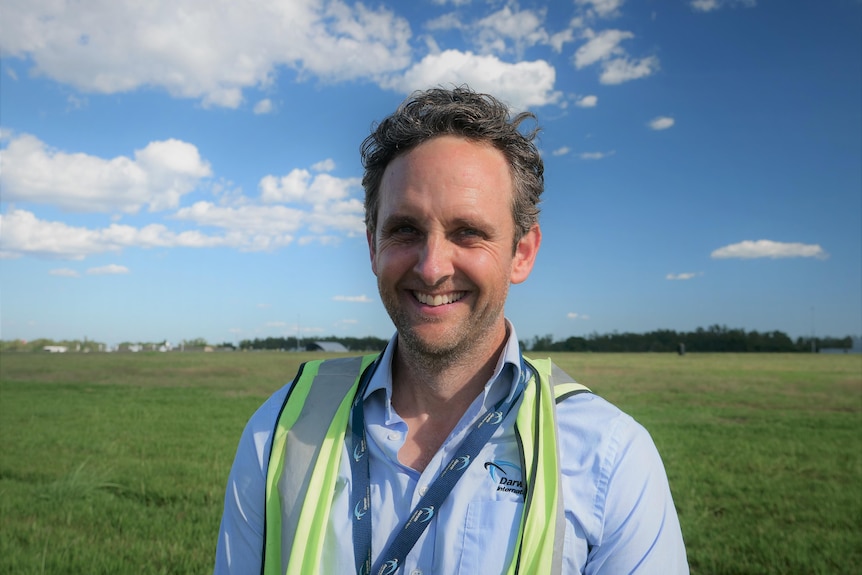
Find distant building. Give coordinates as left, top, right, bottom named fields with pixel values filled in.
left=306, top=341, right=349, bottom=353
left=43, top=346, right=68, bottom=353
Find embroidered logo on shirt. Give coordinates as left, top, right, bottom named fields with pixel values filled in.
left=484, top=460, right=525, bottom=497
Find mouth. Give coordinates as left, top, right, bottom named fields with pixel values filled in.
left=412, top=291, right=466, bottom=307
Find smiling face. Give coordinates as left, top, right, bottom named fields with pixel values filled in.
left=368, top=136, right=541, bottom=364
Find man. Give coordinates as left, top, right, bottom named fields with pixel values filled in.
left=214, top=86, right=688, bottom=574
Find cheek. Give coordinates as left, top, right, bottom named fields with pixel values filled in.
left=373, top=245, right=410, bottom=278
left=462, top=250, right=512, bottom=282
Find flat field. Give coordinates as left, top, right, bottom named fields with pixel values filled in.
left=1, top=351, right=860, bottom=574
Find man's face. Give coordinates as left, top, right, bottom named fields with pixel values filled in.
left=368, top=135, right=540, bottom=360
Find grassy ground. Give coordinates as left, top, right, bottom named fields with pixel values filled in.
left=1, top=351, right=860, bottom=574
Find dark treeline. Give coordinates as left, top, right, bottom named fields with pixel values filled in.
left=237, top=336, right=388, bottom=352
left=236, top=325, right=856, bottom=354
left=524, top=325, right=855, bottom=353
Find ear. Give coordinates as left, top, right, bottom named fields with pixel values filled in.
left=510, top=224, right=541, bottom=285
left=367, top=229, right=378, bottom=276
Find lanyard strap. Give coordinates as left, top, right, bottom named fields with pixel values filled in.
left=349, top=356, right=531, bottom=575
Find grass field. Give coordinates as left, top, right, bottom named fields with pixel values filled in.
left=1, top=351, right=860, bottom=574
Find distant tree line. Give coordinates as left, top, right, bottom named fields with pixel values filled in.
left=522, top=325, right=856, bottom=353
left=2, top=326, right=855, bottom=353
left=237, top=336, right=389, bottom=352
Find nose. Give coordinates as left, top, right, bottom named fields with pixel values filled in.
left=413, top=234, right=454, bottom=286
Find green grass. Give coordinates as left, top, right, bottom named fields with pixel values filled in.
left=1, top=351, right=860, bottom=574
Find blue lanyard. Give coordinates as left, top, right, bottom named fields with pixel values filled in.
left=348, top=354, right=531, bottom=575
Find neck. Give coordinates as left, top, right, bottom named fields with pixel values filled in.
left=391, top=323, right=509, bottom=416
left=388, top=324, right=510, bottom=471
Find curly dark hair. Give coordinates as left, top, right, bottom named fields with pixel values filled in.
left=361, top=86, right=543, bottom=247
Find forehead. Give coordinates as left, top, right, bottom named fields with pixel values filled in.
left=378, top=136, right=514, bottom=221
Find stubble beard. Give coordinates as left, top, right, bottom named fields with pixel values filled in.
left=379, top=281, right=510, bottom=373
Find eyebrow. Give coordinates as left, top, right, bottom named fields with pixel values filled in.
left=379, top=214, right=419, bottom=230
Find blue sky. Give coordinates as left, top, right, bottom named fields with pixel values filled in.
left=1, top=0, right=860, bottom=347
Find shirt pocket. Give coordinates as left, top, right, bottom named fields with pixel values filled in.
left=456, top=500, right=523, bottom=574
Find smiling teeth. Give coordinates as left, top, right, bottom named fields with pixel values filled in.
left=414, top=291, right=465, bottom=306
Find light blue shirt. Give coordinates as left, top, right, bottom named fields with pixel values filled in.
left=214, top=325, right=688, bottom=574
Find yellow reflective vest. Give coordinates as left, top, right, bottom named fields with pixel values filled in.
left=262, top=354, right=589, bottom=575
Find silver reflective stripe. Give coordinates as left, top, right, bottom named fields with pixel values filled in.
left=277, top=356, right=365, bottom=571
left=551, top=362, right=576, bottom=385
left=549, top=362, right=568, bottom=575
left=550, top=361, right=590, bottom=575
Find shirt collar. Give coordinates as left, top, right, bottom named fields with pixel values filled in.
left=364, top=320, right=526, bottom=410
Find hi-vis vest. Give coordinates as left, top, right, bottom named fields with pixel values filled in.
left=262, top=354, right=590, bottom=575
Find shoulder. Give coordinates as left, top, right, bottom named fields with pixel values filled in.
left=554, top=391, right=649, bottom=467
left=555, top=391, right=672, bottom=531
left=233, top=381, right=294, bottom=472
left=555, top=393, right=688, bottom=571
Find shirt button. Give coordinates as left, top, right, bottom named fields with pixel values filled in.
left=411, top=570, right=422, bottom=575
left=418, top=486, right=428, bottom=496
left=387, top=431, right=401, bottom=441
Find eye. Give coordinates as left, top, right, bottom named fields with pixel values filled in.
left=382, top=222, right=422, bottom=242
left=456, top=227, right=485, bottom=243
left=392, top=224, right=419, bottom=236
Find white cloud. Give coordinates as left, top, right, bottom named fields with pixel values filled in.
left=0, top=209, right=226, bottom=260
left=600, top=55, right=660, bottom=84
left=425, top=13, right=466, bottom=32
left=87, top=264, right=129, bottom=275
left=475, top=7, right=549, bottom=55
left=649, top=116, right=675, bottom=130
left=666, top=272, right=702, bottom=280
left=548, top=27, right=577, bottom=53
left=49, top=268, right=79, bottom=277
left=173, top=202, right=302, bottom=238
left=711, top=240, right=828, bottom=260
left=259, top=169, right=361, bottom=205
left=0, top=151, right=366, bottom=260
left=385, top=49, right=561, bottom=110
left=690, top=0, right=720, bottom=10
left=575, top=95, right=598, bottom=107
left=253, top=98, right=274, bottom=114
left=438, top=4, right=582, bottom=57
left=332, top=294, right=373, bottom=303
left=552, top=147, right=570, bottom=156
left=579, top=151, right=615, bottom=160
left=0, top=201, right=361, bottom=260
left=573, top=29, right=633, bottom=69
left=0, top=133, right=211, bottom=213
left=66, top=94, right=87, bottom=110
left=573, top=28, right=659, bottom=85
left=0, top=0, right=413, bottom=107
left=311, top=158, right=337, bottom=172
left=575, top=0, right=625, bottom=19
left=690, top=0, right=757, bottom=12
left=174, top=197, right=365, bottom=243
left=567, top=312, right=590, bottom=320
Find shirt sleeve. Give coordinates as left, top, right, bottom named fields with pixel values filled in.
left=558, top=394, right=689, bottom=574
left=213, top=386, right=289, bottom=575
